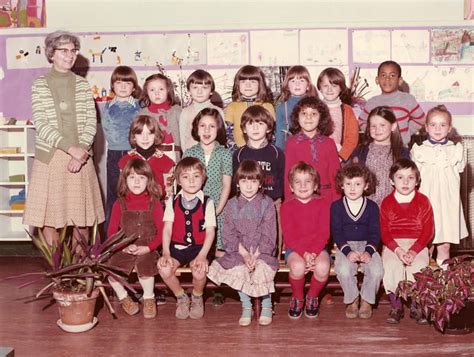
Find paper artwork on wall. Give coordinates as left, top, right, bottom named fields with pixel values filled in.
left=0, top=0, right=46, bottom=28
left=391, top=30, right=430, bottom=63
left=207, top=32, right=249, bottom=65
left=431, top=28, right=474, bottom=64
left=6, top=36, right=48, bottom=69
left=300, top=29, right=348, bottom=65
left=250, top=30, right=299, bottom=66
left=159, top=33, right=207, bottom=66
left=352, top=30, right=391, bottom=63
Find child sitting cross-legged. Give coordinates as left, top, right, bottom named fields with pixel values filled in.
left=331, top=164, right=383, bottom=319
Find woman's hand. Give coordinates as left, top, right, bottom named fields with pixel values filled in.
left=67, top=158, right=83, bottom=173
left=68, top=145, right=89, bottom=164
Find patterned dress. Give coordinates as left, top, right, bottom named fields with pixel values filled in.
left=183, top=143, right=233, bottom=249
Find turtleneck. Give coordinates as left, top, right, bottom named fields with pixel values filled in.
left=136, top=145, right=156, bottom=159
left=149, top=101, right=171, bottom=112
left=323, top=97, right=342, bottom=108
left=394, top=190, right=415, bottom=203
left=126, top=191, right=149, bottom=202
left=241, top=96, right=257, bottom=103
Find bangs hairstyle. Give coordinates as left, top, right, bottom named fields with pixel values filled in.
left=45, top=31, right=80, bottom=63
left=174, top=157, right=207, bottom=183
left=140, top=73, right=178, bottom=107
left=191, top=108, right=227, bottom=146
left=186, top=69, right=215, bottom=92
left=117, top=158, right=162, bottom=200
left=281, top=65, right=318, bottom=101
left=234, top=160, right=265, bottom=192
left=240, top=105, right=275, bottom=142
left=231, top=65, right=271, bottom=102
left=335, top=164, right=376, bottom=196
left=362, top=106, right=404, bottom=162
left=389, top=158, right=420, bottom=184
left=129, top=115, right=164, bottom=148
left=290, top=96, right=334, bottom=136
left=426, top=104, right=452, bottom=126
left=110, top=66, right=142, bottom=98
left=317, top=67, right=352, bottom=105
left=288, top=161, right=320, bottom=195
left=377, top=60, right=402, bottom=77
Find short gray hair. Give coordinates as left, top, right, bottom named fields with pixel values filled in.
left=44, top=31, right=80, bottom=63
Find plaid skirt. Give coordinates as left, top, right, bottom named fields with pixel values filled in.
left=23, top=150, right=105, bottom=228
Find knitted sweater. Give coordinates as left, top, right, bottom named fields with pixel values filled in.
left=139, top=102, right=182, bottom=147
left=32, top=69, right=97, bottom=163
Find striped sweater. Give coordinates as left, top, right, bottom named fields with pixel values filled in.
left=32, top=71, right=97, bottom=163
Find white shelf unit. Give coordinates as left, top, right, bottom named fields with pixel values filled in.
left=0, top=124, right=35, bottom=241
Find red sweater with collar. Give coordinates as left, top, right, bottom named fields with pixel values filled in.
left=380, top=190, right=434, bottom=253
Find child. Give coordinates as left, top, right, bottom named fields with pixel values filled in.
left=233, top=105, right=285, bottom=255
left=107, top=158, right=164, bottom=319
left=331, top=164, right=383, bottom=319
left=281, top=162, right=331, bottom=319
left=207, top=160, right=278, bottom=326
left=225, top=65, right=275, bottom=148
left=139, top=73, right=182, bottom=161
left=411, top=105, right=468, bottom=268
left=381, top=159, right=434, bottom=324
left=119, top=115, right=174, bottom=199
left=359, top=60, right=425, bottom=146
left=317, top=67, right=359, bottom=162
left=100, top=66, right=141, bottom=228
left=179, top=70, right=225, bottom=152
left=158, top=157, right=216, bottom=320
left=350, top=106, right=409, bottom=206
left=284, top=96, right=340, bottom=202
left=183, top=108, right=232, bottom=273
left=275, top=65, right=317, bottom=150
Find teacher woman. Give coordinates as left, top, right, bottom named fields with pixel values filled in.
left=23, top=31, right=104, bottom=245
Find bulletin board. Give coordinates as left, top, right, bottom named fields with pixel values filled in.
left=0, top=26, right=472, bottom=121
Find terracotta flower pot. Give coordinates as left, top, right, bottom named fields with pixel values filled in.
left=53, top=288, right=99, bottom=332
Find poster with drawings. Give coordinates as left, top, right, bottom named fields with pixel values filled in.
left=250, top=30, right=299, bottom=66
left=207, top=32, right=249, bottom=65
left=352, top=30, right=391, bottom=63
left=300, top=29, right=348, bottom=65
left=431, top=28, right=474, bottom=64
left=391, top=30, right=430, bottom=63
left=6, top=36, right=48, bottom=69
left=159, top=33, right=207, bottom=66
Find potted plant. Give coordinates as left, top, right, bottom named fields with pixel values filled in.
left=397, top=254, right=474, bottom=334
left=5, top=222, right=137, bottom=333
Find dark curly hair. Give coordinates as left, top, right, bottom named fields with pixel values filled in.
left=191, top=108, right=227, bottom=146
left=335, top=163, right=376, bottom=196
left=289, top=96, right=334, bottom=136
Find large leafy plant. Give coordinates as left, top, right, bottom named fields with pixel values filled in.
left=6, top=222, right=137, bottom=316
left=397, top=255, right=474, bottom=332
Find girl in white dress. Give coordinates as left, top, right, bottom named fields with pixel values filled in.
left=411, top=105, right=468, bottom=268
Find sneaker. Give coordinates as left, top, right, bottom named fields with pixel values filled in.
left=305, top=297, right=320, bottom=318
left=212, top=291, right=225, bottom=306
left=175, top=294, right=190, bottom=320
left=189, top=295, right=204, bottom=319
left=239, top=307, right=253, bottom=327
left=120, top=295, right=139, bottom=316
left=259, top=307, right=273, bottom=326
left=156, top=290, right=167, bottom=306
left=386, top=308, right=404, bottom=324
left=410, top=307, right=429, bottom=325
left=288, top=298, right=304, bottom=319
left=345, top=297, right=359, bottom=319
left=143, top=298, right=157, bottom=319
left=359, top=299, right=372, bottom=319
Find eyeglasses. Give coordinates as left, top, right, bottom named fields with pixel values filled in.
left=54, top=48, right=79, bottom=56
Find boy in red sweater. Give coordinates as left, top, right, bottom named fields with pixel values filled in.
left=381, top=158, right=434, bottom=324
left=281, top=162, right=331, bottom=319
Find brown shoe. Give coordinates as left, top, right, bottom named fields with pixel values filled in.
left=143, top=298, right=157, bottom=319
left=175, top=294, right=190, bottom=319
left=359, top=299, right=373, bottom=319
left=120, top=295, right=139, bottom=316
left=386, top=308, right=404, bottom=324
left=345, top=297, right=359, bottom=319
left=189, top=295, right=204, bottom=320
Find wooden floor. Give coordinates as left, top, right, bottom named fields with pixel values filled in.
left=1, top=257, right=473, bottom=357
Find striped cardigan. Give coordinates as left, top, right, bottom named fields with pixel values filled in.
left=32, top=72, right=97, bottom=164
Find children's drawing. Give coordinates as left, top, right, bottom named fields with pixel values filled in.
left=160, top=33, right=206, bottom=66
left=431, top=28, right=474, bottom=64
left=352, top=30, right=391, bottom=64
left=0, top=0, right=46, bottom=28
left=207, top=32, right=249, bottom=65
left=6, top=36, right=48, bottom=69
left=250, top=30, right=299, bottom=66
left=300, top=29, right=348, bottom=65
left=391, top=30, right=430, bottom=63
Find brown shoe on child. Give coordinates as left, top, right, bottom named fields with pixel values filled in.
left=143, top=298, right=157, bottom=319
left=176, top=294, right=190, bottom=319
left=345, top=297, right=359, bottom=319
left=189, top=295, right=204, bottom=319
left=386, top=308, right=404, bottom=324
left=120, top=295, right=139, bottom=316
left=359, top=299, right=373, bottom=319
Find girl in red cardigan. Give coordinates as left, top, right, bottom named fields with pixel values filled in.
left=284, top=96, right=340, bottom=202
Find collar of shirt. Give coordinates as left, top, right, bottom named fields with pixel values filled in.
left=175, top=189, right=205, bottom=203
left=427, top=137, right=449, bottom=145
left=394, top=190, right=415, bottom=203
left=109, top=96, right=137, bottom=107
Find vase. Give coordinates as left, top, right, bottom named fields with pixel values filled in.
left=443, top=302, right=474, bottom=335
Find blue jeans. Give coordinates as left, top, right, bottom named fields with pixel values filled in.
left=105, top=149, right=128, bottom=231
